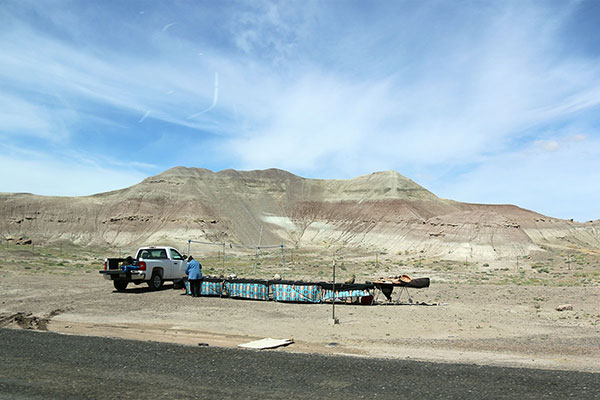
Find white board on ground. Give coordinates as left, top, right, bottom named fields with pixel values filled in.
left=238, top=338, right=294, bottom=350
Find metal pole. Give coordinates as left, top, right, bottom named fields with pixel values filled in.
left=281, top=245, right=285, bottom=279
left=253, top=247, right=259, bottom=276
left=222, top=242, right=225, bottom=270
left=329, top=256, right=339, bottom=325
left=332, top=259, right=336, bottom=321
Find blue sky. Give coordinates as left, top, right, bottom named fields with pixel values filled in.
left=1, top=0, right=599, bottom=221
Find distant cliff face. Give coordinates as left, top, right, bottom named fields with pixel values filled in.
left=1, top=167, right=598, bottom=261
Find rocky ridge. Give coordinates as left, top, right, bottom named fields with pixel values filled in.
left=1, top=167, right=598, bottom=261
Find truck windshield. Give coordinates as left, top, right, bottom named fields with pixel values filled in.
left=138, top=249, right=168, bottom=259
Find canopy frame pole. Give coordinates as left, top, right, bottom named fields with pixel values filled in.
left=330, top=257, right=339, bottom=325
left=281, top=245, right=285, bottom=279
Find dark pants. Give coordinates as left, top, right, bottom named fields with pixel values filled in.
left=189, top=279, right=202, bottom=297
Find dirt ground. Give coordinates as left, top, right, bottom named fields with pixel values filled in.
left=1, top=258, right=599, bottom=373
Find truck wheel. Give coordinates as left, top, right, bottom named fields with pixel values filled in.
left=113, top=280, right=128, bottom=291
left=148, top=272, right=163, bottom=290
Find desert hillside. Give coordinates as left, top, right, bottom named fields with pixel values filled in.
left=1, top=167, right=598, bottom=262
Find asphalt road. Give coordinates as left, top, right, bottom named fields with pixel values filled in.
left=0, top=329, right=598, bottom=399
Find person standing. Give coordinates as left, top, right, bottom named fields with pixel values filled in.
left=185, top=255, right=202, bottom=297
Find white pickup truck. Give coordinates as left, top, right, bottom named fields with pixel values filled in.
left=99, top=246, right=187, bottom=291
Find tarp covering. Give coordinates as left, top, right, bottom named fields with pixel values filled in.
left=270, top=282, right=321, bottom=303
left=201, top=278, right=224, bottom=296
left=318, top=283, right=374, bottom=291
left=225, top=279, right=269, bottom=300
left=405, top=277, right=430, bottom=288
left=321, top=289, right=372, bottom=301
left=373, top=278, right=430, bottom=289
left=317, top=282, right=374, bottom=302
left=180, top=276, right=428, bottom=304
left=184, top=278, right=224, bottom=296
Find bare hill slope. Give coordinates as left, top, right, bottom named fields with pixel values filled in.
left=1, top=167, right=598, bottom=261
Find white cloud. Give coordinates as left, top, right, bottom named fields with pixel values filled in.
left=0, top=152, right=147, bottom=196
left=218, top=2, right=600, bottom=179
left=434, top=134, right=600, bottom=221
left=229, top=0, right=315, bottom=62
left=226, top=72, right=396, bottom=176
left=568, top=134, right=587, bottom=142
left=0, top=0, right=599, bottom=221
left=0, top=24, right=235, bottom=136
left=0, top=92, right=73, bottom=141
left=534, top=140, right=560, bottom=152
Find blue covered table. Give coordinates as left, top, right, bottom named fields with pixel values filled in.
left=319, top=282, right=374, bottom=304
left=270, top=280, right=321, bottom=303
left=184, top=277, right=224, bottom=296
left=224, top=278, right=270, bottom=301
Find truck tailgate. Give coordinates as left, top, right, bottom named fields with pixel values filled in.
left=99, top=270, right=144, bottom=279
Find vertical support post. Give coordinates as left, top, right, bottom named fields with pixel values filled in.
left=330, top=257, right=339, bottom=325
left=187, top=240, right=191, bottom=257
left=222, top=242, right=226, bottom=270
left=253, top=247, right=259, bottom=276
left=332, top=259, right=336, bottom=320
left=281, top=245, right=285, bottom=279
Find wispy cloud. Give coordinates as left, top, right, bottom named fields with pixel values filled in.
left=0, top=0, right=599, bottom=219
left=433, top=133, right=600, bottom=222
left=0, top=144, right=148, bottom=196
left=161, top=23, right=176, bottom=32
left=138, top=110, right=151, bottom=123
left=187, top=72, right=219, bottom=119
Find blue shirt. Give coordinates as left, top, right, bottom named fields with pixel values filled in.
left=185, top=259, right=202, bottom=280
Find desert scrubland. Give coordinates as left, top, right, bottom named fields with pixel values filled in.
left=1, top=242, right=598, bottom=372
